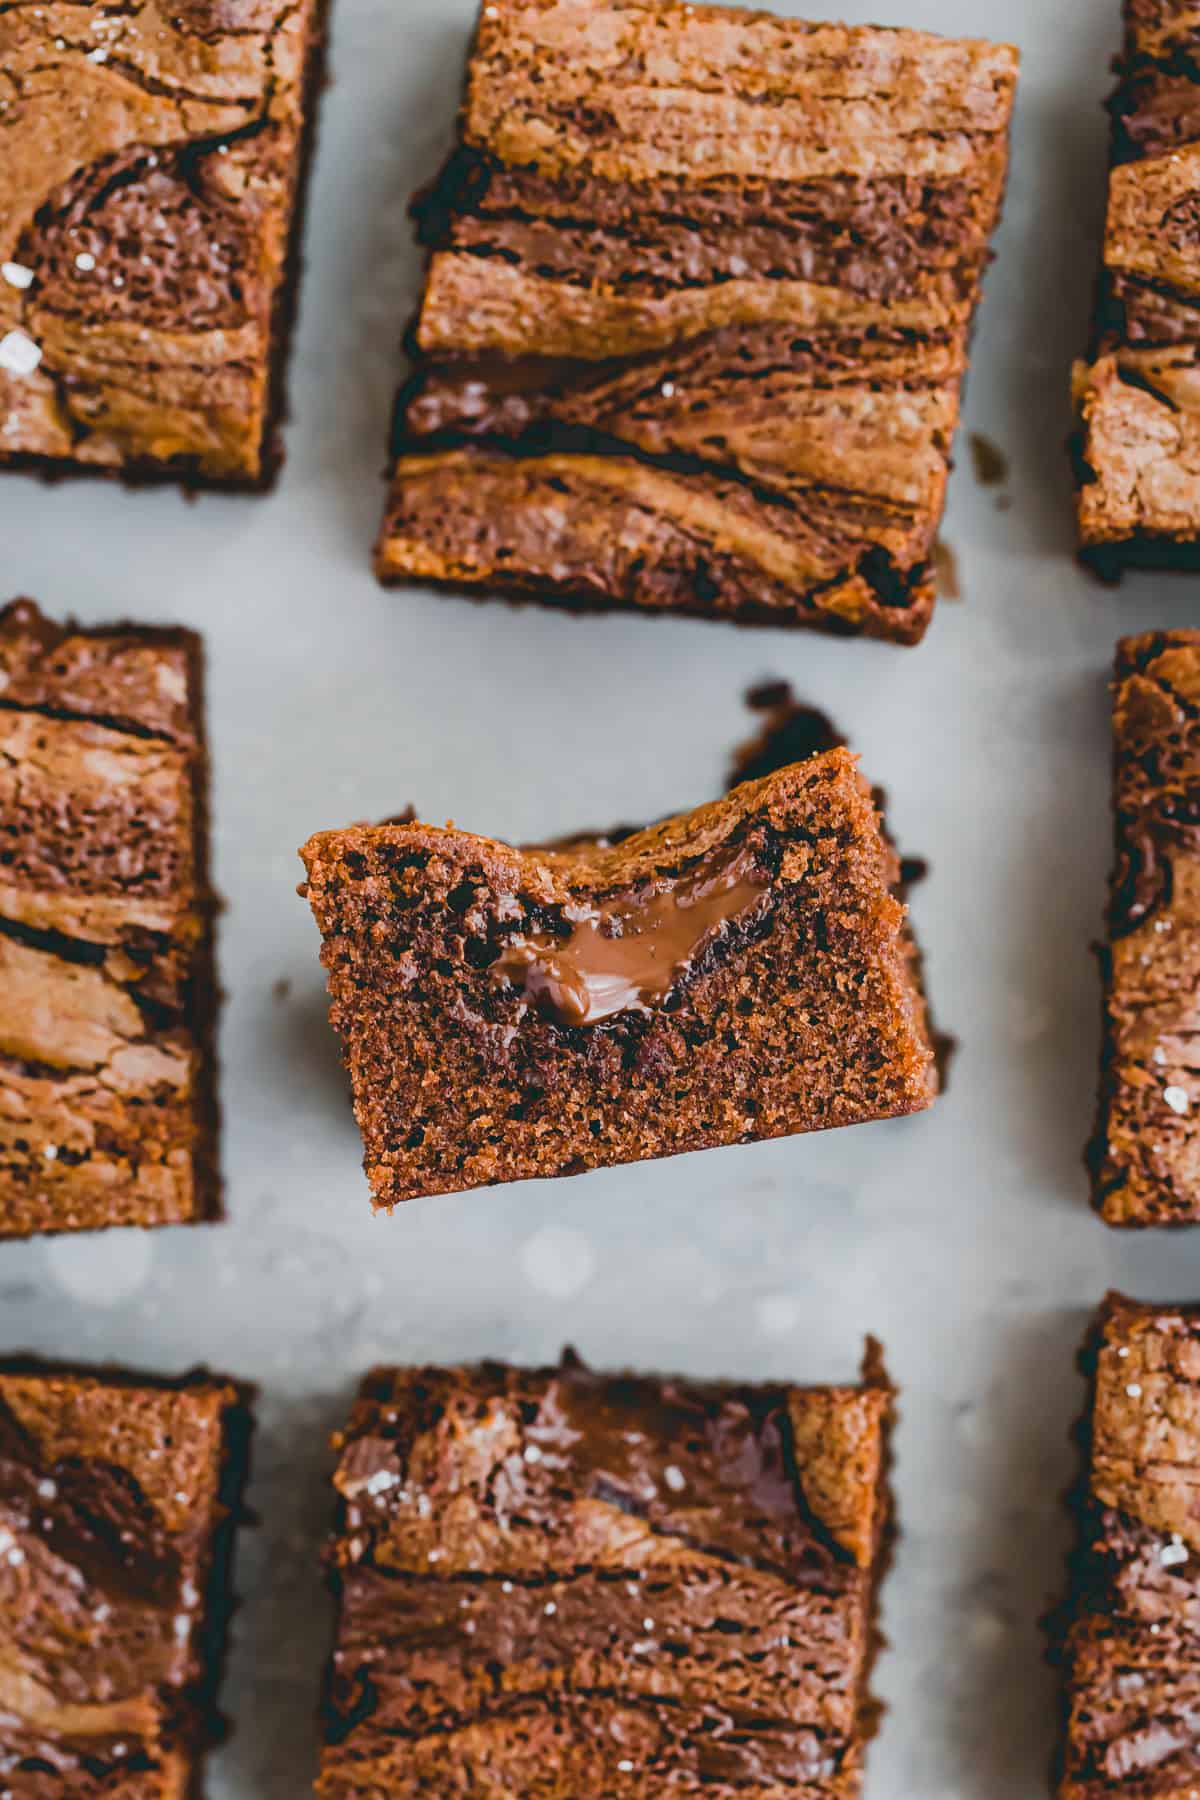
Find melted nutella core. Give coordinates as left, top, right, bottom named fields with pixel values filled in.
left=491, top=849, right=765, bottom=1027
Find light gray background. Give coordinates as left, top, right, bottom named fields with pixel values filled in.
left=1, top=0, right=1195, bottom=1792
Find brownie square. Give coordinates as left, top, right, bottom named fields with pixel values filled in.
left=1074, top=2, right=1200, bottom=568
left=0, top=597, right=219, bottom=1237
left=375, top=0, right=1019, bottom=644
left=1089, top=632, right=1200, bottom=1226
left=0, top=1361, right=252, bottom=1798
left=1053, top=1293, right=1200, bottom=1795
left=0, top=0, right=328, bottom=490
left=300, top=750, right=938, bottom=1208
left=319, top=1348, right=893, bottom=1798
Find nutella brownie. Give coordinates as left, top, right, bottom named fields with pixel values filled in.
left=319, top=1346, right=894, bottom=1798
left=300, top=750, right=937, bottom=1208
left=1090, top=631, right=1200, bottom=1226
left=0, top=0, right=327, bottom=489
left=1053, top=1293, right=1200, bottom=1795
left=0, top=598, right=219, bottom=1237
left=376, top=0, right=1019, bottom=644
left=0, top=1361, right=251, bottom=1799
left=1074, top=2, right=1200, bottom=568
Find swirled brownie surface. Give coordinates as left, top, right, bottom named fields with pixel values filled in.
left=0, top=0, right=327, bottom=489
left=1090, top=631, right=1200, bottom=1225
left=1054, top=1294, right=1200, bottom=1794
left=1074, top=2, right=1200, bottom=565
left=0, top=1362, right=251, bottom=1799
left=376, top=0, right=1018, bottom=643
left=300, top=750, right=937, bottom=1208
left=0, top=597, right=218, bottom=1237
left=319, top=1348, right=893, bottom=1798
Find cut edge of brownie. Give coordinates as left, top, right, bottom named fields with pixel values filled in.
left=318, top=1339, right=898, bottom=1796
left=0, top=596, right=223, bottom=1234
left=0, top=0, right=331, bottom=497
left=0, top=1355, right=256, bottom=1788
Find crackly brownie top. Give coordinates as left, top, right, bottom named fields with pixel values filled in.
left=414, top=0, right=1018, bottom=363
left=0, top=1368, right=237, bottom=1798
left=321, top=1353, right=891, bottom=1797
left=1060, top=1295, right=1200, bottom=1794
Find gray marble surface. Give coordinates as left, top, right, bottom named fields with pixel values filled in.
left=2, top=0, right=1198, bottom=1792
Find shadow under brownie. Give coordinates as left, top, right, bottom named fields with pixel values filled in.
left=0, top=0, right=329, bottom=491
left=376, top=0, right=1018, bottom=643
left=318, top=1346, right=893, bottom=1798
left=0, top=597, right=219, bottom=1237
left=300, top=750, right=937, bottom=1208
left=0, top=1359, right=252, bottom=1799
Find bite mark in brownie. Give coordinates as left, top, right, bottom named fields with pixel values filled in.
left=1074, top=1, right=1200, bottom=565
left=1052, top=1293, right=1200, bottom=1796
left=300, top=749, right=937, bottom=1208
left=0, top=597, right=219, bottom=1237
left=1090, top=631, right=1200, bottom=1226
left=0, top=0, right=328, bottom=490
left=318, top=1347, right=894, bottom=1799
left=376, top=0, right=1018, bottom=644
left=0, top=1360, right=252, bottom=1800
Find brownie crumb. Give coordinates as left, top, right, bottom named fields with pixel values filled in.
left=729, top=681, right=844, bottom=788
left=934, top=539, right=963, bottom=600
left=968, top=433, right=1009, bottom=486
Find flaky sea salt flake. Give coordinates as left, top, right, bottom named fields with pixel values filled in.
left=0, top=331, right=41, bottom=375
